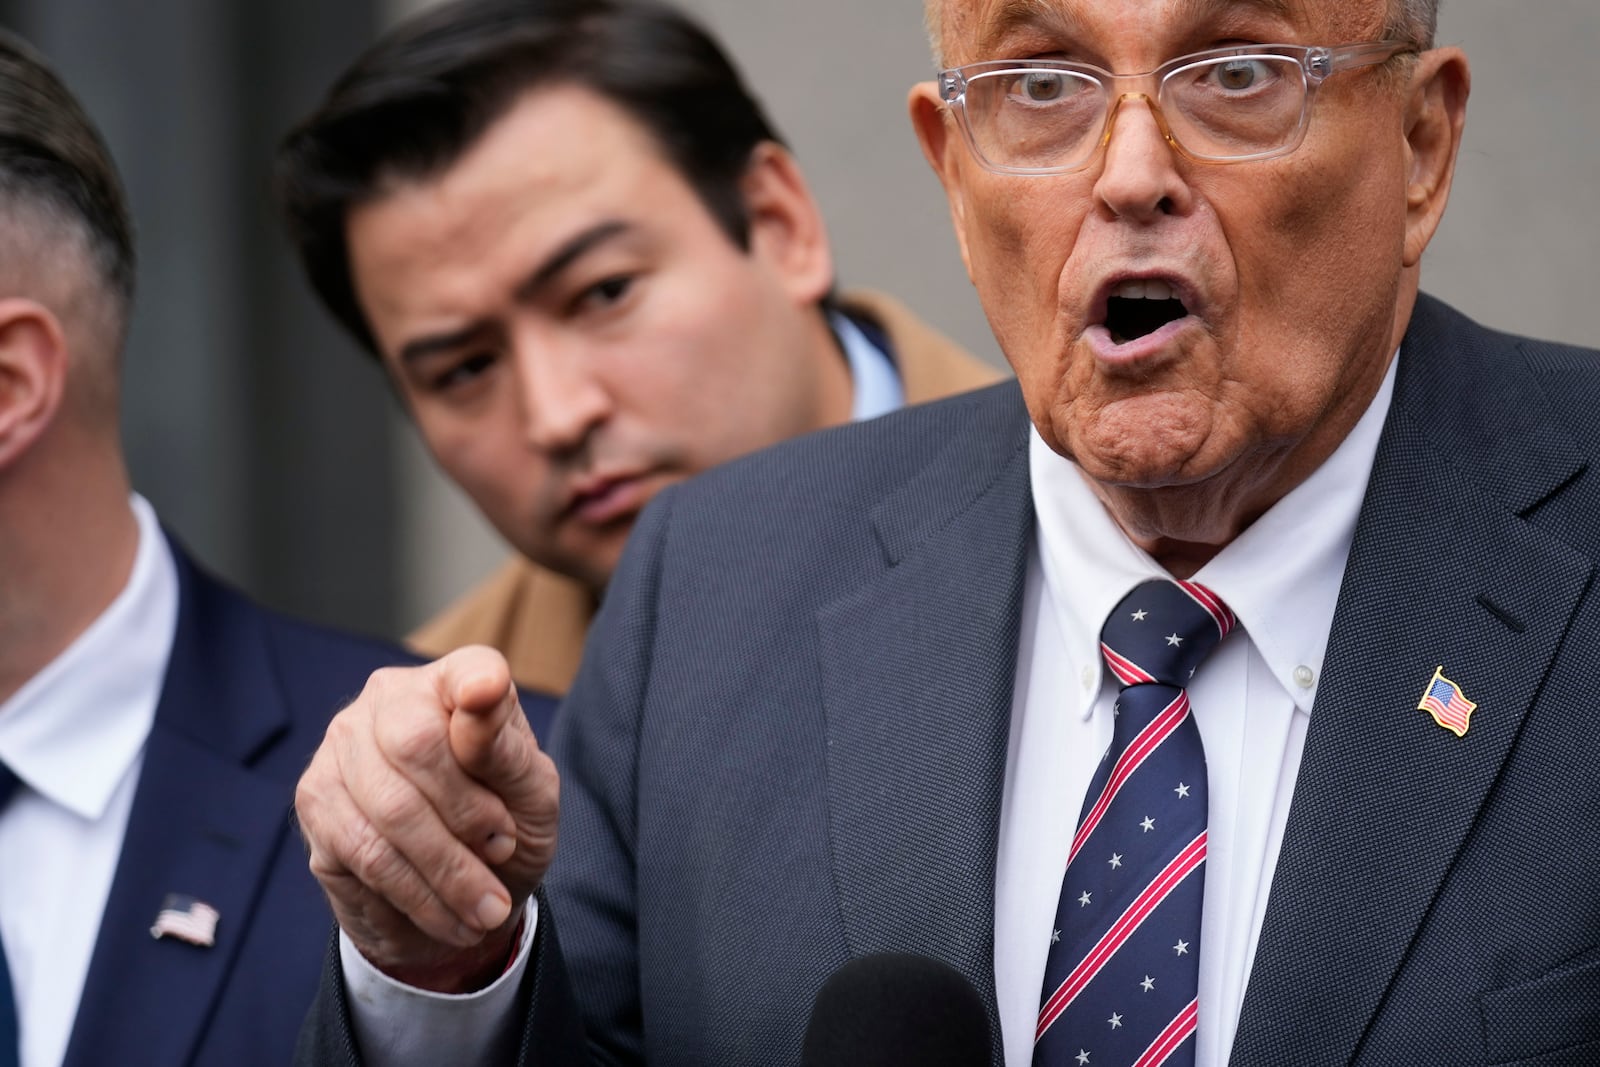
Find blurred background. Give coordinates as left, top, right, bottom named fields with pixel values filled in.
left=2, top=0, right=1595, bottom=639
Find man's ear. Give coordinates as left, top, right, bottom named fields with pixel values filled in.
left=1401, top=47, right=1470, bottom=267
left=0, top=297, right=69, bottom=471
left=740, top=141, right=835, bottom=305
left=908, top=80, right=975, bottom=280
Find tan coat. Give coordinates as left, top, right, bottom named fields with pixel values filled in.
left=407, top=290, right=1005, bottom=694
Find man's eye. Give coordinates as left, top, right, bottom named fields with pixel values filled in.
left=574, top=275, right=635, bottom=314
left=1022, top=71, right=1065, bottom=101
left=431, top=352, right=496, bottom=391
left=1213, top=59, right=1266, bottom=90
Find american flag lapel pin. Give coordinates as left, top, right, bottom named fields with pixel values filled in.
left=1416, top=666, right=1477, bottom=738
left=149, top=893, right=220, bottom=948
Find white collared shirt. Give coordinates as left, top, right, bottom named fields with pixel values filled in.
left=0, top=495, right=178, bottom=1067
left=834, top=311, right=905, bottom=421
left=995, top=357, right=1396, bottom=1066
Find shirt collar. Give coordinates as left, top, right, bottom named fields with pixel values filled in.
left=1032, top=354, right=1397, bottom=717
left=0, top=495, right=179, bottom=820
left=833, top=310, right=905, bottom=422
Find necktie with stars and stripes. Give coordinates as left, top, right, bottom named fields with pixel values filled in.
left=0, top=762, right=20, bottom=1067
left=1035, top=578, right=1235, bottom=1067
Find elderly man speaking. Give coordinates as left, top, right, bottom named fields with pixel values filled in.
left=294, top=1, right=1598, bottom=1064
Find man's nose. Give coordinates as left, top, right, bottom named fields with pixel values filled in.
left=1091, top=93, right=1192, bottom=222
left=514, top=334, right=611, bottom=455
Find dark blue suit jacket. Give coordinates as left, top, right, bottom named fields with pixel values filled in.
left=60, top=539, right=558, bottom=1066
left=303, top=295, right=1600, bottom=1065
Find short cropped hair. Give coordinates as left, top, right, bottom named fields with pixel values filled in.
left=0, top=29, right=135, bottom=341
left=277, top=0, right=785, bottom=358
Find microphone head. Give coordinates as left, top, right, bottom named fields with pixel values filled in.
left=800, top=953, right=991, bottom=1066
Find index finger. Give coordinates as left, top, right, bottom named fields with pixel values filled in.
left=432, top=645, right=534, bottom=787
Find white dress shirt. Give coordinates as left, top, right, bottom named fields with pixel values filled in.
left=0, top=496, right=178, bottom=1067
left=996, top=358, right=1395, bottom=1067
left=835, top=310, right=905, bottom=421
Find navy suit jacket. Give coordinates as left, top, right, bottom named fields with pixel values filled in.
left=60, top=539, right=557, bottom=1066
left=303, top=295, right=1600, bottom=1065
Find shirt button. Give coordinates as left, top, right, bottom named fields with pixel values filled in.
left=1080, top=665, right=1095, bottom=690
left=1293, top=665, right=1316, bottom=689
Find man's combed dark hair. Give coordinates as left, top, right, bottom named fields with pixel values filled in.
left=0, top=29, right=135, bottom=325
left=277, top=0, right=783, bottom=357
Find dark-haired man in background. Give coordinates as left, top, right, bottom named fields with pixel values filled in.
left=0, top=27, right=552, bottom=1067
left=276, top=0, right=1000, bottom=697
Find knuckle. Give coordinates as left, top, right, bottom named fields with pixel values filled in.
left=366, top=776, right=424, bottom=831
left=382, top=714, right=448, bottom=768
left=320, top=709, right=358, bottom=753
left=446, top=788, right=508, bottom=840
left=364, top=664, right=407, bottom=694
left=345, top=818, right=411, bottom=890
left=294, top=765, right=339, bottom=844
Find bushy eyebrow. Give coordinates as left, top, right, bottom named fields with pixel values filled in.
left=397, top=220, right=633, bottom=368
left=971, top=0, right=1299, bottom=63
left=972, top=0, right=1088, bottom=62
left=513, top=219, right=632, bottom=305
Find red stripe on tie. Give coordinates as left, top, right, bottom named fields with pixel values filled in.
left=1036, top=832, right=1207, bottom=1041
left=1066, top=692, right=1189, bottom=867
left=1177, top=581, right=1235, bottom=638
left=1131, top=998, right=1199, bottom=1067
left=1102, top=643, right=1156, bottom=686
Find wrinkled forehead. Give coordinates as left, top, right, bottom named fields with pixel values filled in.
left=932, top=0, right=1389, bottom=66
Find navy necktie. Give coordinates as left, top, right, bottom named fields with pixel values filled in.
left=1035, top=579, right=1234, bottom=1067
left=0, top=762, right=21, bottom=1067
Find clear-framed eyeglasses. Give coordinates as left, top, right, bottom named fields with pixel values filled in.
left=938, top=41, right=1417, bottom=175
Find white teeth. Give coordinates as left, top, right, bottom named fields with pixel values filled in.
left=1111, top=279, right=1176, bottom=301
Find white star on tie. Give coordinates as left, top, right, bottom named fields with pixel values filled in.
left=1174, top=939, right=1190, bottom=956
left=1078, top=891, right=1092, bottom=907
left=1076, top=1052, right=1091, bottom=1066
left=1166, top=633, right=1183, bottom=646
left=1131, top=609, right=1148, bottom=621
left=1140, top=816, right=1156, bottom=833
left=1051, top=928, right=1060, bottom=944
left=1108, top=1012, right=1123, bottom=1030
left=1108, top=852, right=1122, bottom=869
left=1140, top=975, right=1155, bottom=992
left=1174, top=782, right=1190, bottom=798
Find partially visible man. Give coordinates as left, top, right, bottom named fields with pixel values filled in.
left=296, top=0, right=1600, bottom=1064
left=276, top=0, right=1000, bottom=695
left=0, top=29, right=555, bottom=1067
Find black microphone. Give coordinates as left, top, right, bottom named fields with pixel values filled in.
left=800, top=953, right=992, bottom=1066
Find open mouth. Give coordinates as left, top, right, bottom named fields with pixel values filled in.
left=1104, top=279, right=1189, bottom=345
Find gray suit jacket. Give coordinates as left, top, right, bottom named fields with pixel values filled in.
left=303, top=294, right=1600, bottom=1065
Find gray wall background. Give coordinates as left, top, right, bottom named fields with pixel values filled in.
left=5, top=0, right=1596, bottom=641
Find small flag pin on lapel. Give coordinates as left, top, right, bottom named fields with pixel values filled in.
left=150, top=893, right=220, bottom=947
left=1417, top=666, right=1477, bottom=737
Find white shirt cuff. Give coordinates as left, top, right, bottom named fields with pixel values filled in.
left=338, top=900, right=537, bottom=1066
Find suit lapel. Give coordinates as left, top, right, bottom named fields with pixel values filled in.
left=816, top=385, right=1033, bottom=1043
left=1231, top=299, right=1592, bottom=1064
left=64, top=545, right=295, bottom=1067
